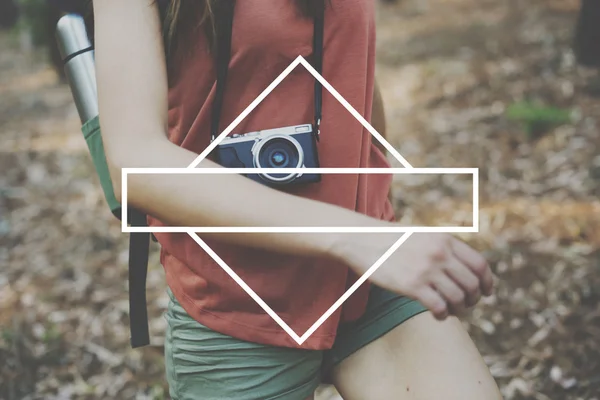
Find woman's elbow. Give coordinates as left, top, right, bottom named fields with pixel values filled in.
left=106, top=157, right=124, bottom=204
left=103, top=135, right=168, bottom=204
left=105, top=146, right=135, bottom=204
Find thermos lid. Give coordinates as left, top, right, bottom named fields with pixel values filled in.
left=56, top=14, right=92, bottom=61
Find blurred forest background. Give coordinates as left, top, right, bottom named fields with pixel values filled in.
left=1, top=0, right=600, bottom=399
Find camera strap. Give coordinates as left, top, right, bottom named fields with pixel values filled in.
left=210, top=0, right=325, bottom=142
left=313, top=1, right=325, bottom=138
left=210, top=0, right=236, bottom=142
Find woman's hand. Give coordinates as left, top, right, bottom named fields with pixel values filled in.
left=332, top=231, right=494, bottom=320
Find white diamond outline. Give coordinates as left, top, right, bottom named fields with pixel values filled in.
left=120, top=55, right=479, bottom=344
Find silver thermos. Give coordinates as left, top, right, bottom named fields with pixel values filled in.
left=55, top=14, right=98, bottom=124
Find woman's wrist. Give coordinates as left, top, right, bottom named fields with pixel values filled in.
left=326, top=218, right=397, bottom=265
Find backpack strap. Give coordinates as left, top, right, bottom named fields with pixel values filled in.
left=128, top=209, right=151, bottom=348
left=128, top=0, right=169, bottom=348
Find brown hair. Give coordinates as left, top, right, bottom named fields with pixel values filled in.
left=163, top=0, right=324, bottom=58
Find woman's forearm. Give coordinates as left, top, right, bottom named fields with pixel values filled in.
left=112, top=134, right=389, bottom=260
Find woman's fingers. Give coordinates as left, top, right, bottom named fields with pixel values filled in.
left=431, top=273, right=467, bottom=316
left=444, top=258, right=481, bottom=308
left=360, top=233, right=496, bottom=320
left=417, top=286, right=448, bottom=320
left=450, top=237, right=494, bottom=296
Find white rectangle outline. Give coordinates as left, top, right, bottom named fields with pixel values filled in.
left=121, top=167, right=478, bottom=234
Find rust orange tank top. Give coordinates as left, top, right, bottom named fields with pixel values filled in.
left=148, top=0, right=396, bottom=350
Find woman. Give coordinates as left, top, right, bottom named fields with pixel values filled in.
left=92, top=1, right=503, bottom=399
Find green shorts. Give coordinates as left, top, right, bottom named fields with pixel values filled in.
left=164, top=285, right=427, bottom=400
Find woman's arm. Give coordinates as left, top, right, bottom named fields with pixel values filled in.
left=93, top=0, right=384, bottom=258
left=93, top=0, right=493, bottom=319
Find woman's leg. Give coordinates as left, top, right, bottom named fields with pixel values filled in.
left=330, top=312, right=502, bottom=400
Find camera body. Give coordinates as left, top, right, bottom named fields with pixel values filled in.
left=215, top=124, right=321, bottom=187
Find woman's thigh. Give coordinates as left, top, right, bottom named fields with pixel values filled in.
left=165, top=290, right=322, bottom=400
left=330, top=312, right=502, bottom=400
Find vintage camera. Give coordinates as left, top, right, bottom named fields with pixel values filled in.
left=215, top=124, right=321, bottom=186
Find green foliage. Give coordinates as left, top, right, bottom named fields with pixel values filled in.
left=1, top=327, right=14, bottom=344
left=506, top=101, right=573, bottom=139
left=41, top=323, right=61, bottom=344
left=150, top=384, right=167, bottom=400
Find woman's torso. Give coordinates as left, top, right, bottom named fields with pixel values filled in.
left=149, top=0, right=396, bottom=350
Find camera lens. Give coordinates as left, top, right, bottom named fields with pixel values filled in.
left=259, top=138, right=299, bottom=169
left=253, top=135, right=304, bottom=184
left=270, top=151, right=287, bottom=167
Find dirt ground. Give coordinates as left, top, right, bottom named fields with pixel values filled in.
left=1, top=0, right=600, bottom=399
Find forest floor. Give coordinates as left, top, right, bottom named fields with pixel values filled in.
left=1, top=0, right=599, bottom=399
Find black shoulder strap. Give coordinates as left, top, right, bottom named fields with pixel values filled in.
left=128, top=209, right=150, bottom=348
left=210, top=1, right=237, bottom=141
